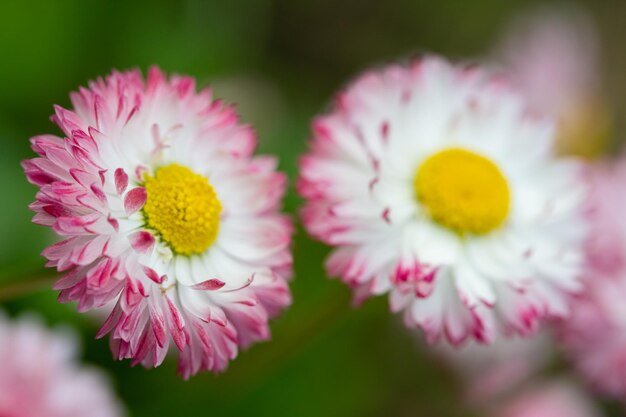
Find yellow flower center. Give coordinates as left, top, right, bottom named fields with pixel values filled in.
left=414, top=148, right=510, bottom=235
left=143, top=164, right=222, bottom=255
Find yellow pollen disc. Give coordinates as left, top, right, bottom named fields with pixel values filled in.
left=414, top=148, right=510, bottom=235
left=143, top=164, right=222, bottom=255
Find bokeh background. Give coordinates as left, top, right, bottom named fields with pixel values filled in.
left=1, top=1, right=625, bottom=416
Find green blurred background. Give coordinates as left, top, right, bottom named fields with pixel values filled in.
left=1, top=1, right=625, bottom=416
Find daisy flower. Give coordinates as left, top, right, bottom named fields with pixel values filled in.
left=496, top=7, right=611, bottom=156
left=22, top=67, right=292, bottom=378
left=436, top=331, right=553, bottom=404
left=557, top=161, right=626, bottom=399
left=299, top=57, right=586, bottom=345
left=491, top=380, right=603, bottom=417
left=0, top=313, right=123, bottom=417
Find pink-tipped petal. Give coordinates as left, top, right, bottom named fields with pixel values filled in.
left=123, top=187, right=146, bottom=214
left=192, top=279, right=226, bottom=291
left=114, top=168, right=129, bottom=195
left=128, top=231, right=155, bottom=253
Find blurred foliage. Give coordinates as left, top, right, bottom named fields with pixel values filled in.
left=0, top=0, right=624, bottom=416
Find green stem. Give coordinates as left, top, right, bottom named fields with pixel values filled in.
left=0, top=274, right=56, bottom=302
left=224, top=289, right=351, bottom=387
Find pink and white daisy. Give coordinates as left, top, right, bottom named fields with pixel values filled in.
left=436, top=331, right=553, bottom=404
left=299, top=57, right=586, bottom=345
left=491, top=380, right=603, bottom=417
left=557, top=160, right=626, bottom=399
left=22, top=67, right=292, bottom=378
left=0, top=313, right=124, bottom=417
left=496, top=7, right=610, bottom=156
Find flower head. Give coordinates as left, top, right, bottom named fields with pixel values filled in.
left=496, top=7, right=610, bottom=156
left=437, top=332, right=553, bottom=404
left=557, top=160, right=626, bottom=399
left=0, top=313, right=123, bottom=417
left=299, top=57, right=586, bottom=345
left=23, top=67, right=292, bottom=378
left=491, top=380, right=603, bottom=417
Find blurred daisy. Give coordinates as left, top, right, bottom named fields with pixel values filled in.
left=436, top=331, right=553, bottom=404
left=496, top=7, right=611, bottom=157
left=0, top=313, right=123, bottom=417
left=557, top=161, right=626, bottom=399
left=299, top=57, right=586, bottom=345
left=491, top=380, right=603, bottom=417
left=22, top=68, right=292, bottom=378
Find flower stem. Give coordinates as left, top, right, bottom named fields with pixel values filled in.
left=0, top=274, right=56, bottom=302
